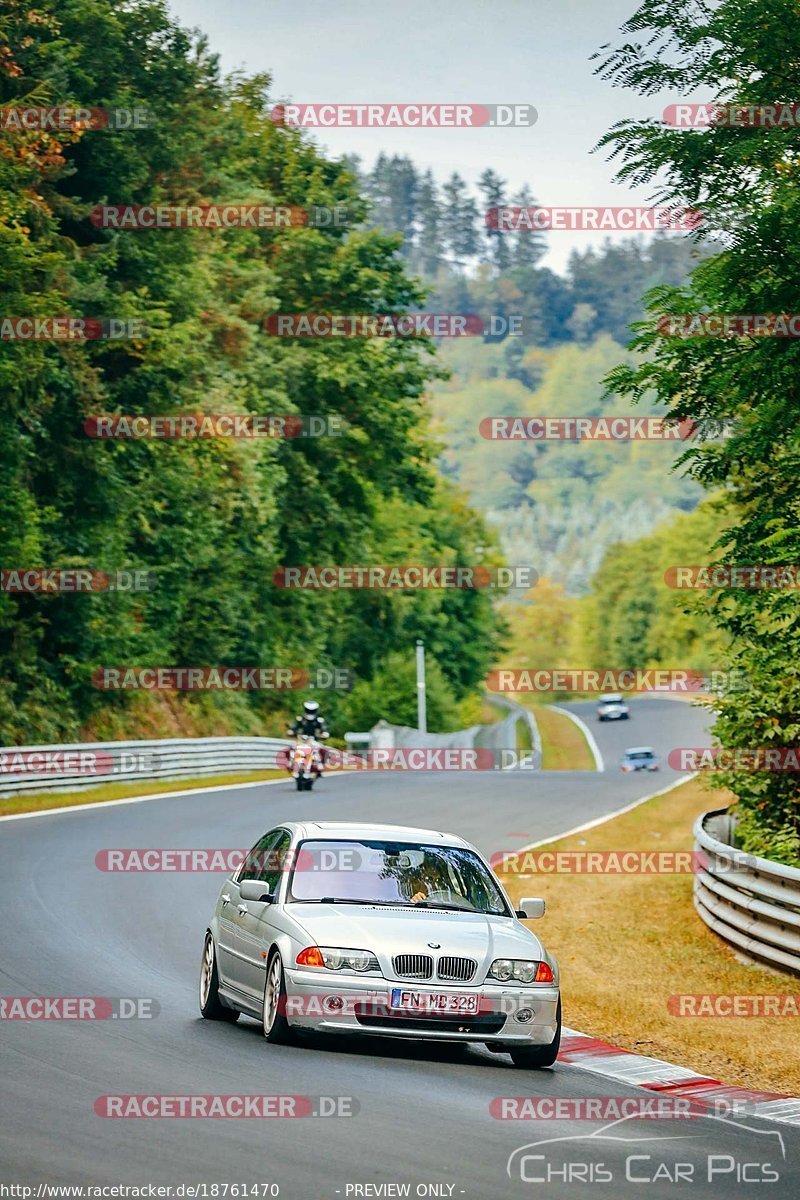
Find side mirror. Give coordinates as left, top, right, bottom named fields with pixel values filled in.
left=239, top=879, right=274, bottom=903
left=517, top=897, right=545, bottom=919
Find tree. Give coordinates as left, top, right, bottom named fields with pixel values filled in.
left=0, top=0, right=505, bottom=742
left=367, top=154, right=418, bottom=253
left=410, top=169, right=442, bottom=277
left=338, top=651, right=463, bottom=732
left=597, top=0, right=800, bottom=858
left=441, top=172, right=479, bottom=267
left=477, top=168, right=511, bottom=270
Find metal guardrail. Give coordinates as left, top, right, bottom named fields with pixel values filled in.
left=693, top=807, right=800, bottom=976
left=484, top=694, right=542, bottom=768
left=0, top=736, right=291, bottom=796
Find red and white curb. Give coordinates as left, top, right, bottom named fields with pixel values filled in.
left=560, top=1027, right=800, bottom=1128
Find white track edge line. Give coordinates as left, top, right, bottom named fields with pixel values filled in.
left=548, top=704, right=605, bottom=772
left=513, top=772, right=698, bottom=854
left=0, top=771, right=352, bottom=823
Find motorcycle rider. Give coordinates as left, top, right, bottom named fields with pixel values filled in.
left=287, top=701, right=330, bottom=769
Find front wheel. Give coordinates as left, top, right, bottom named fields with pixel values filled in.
left=262, top=951, right=295, bottom=1044
left=509, top=999, right=561, bottom=1068
left=295, top=775, right=304, bottom=791
left=199, top=933, right=239, bottom=1022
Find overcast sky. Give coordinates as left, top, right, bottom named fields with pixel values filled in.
left=166, top=0, right=677, bottom=272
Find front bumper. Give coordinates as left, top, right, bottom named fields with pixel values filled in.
left=284, top=967, right=560, bottom=1043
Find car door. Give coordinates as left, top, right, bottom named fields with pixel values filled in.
left=235, top=828, right=293, bottom=1002
left=216, top=829, right=283, bottom=991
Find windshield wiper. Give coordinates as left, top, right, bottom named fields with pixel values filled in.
left=291, top=897, right=408, bottom=906
left=413, top=901, right=476, bottom=912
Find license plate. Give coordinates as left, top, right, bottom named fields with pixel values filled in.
left=390, top=989, right=479, bottom=1014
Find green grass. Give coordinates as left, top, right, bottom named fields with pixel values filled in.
left=0, top=768, right=287, bottom=817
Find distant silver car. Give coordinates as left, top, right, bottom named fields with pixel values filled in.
left=200, top=820, right=561, bottom=1068
left=620, top=746, right=660, bottom=772
left=597, top=693, right=630, bottom=721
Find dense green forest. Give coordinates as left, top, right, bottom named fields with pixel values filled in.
left=0, top=0, right=506, bottom=742
left=592, top=0, right=800, bottom=864
left=345, top=154, right=706, bottom=590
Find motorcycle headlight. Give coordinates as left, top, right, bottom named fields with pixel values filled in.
left=488, top=958, right=540, bottom=984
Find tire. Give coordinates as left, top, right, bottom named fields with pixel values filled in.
left=304, top=776, right=314, bottom=791
left=262, top=950, right=295, bottom=1044
left=295, top=775, right=303, bottom=791
left=509, top=999, right=561, bottom=1068
left=199, top=932, right=239, bottom=1022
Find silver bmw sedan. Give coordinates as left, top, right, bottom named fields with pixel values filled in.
left=200, top=820, right=561, bottom=1068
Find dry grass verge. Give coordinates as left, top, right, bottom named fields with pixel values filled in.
left=534, top=703, right=595, bottom=771
left=500, top=776, right=800, bottom=1094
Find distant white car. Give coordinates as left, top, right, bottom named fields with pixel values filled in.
left=621, top=746, right=660, bottom=773
left=597, top=693, right=630, bottom=721
left=200, top=820, right=561, bottom=1068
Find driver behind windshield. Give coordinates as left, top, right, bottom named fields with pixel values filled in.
left=401, top=861, right=450, bottom=905
left=288, top=840, right=508, bottom=914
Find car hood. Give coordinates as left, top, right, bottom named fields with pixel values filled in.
left=288, top=904, right=545, bottom=975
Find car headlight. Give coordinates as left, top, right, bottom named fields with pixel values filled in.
left=488, top=958, right=552, bottom=983
left=296, top=946, right=380, bottom=973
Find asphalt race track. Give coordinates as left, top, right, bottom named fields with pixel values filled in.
left=2, top=698, right=798, bottom=1197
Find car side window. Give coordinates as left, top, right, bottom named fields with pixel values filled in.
left=237, top=828, right=283, bottom=883
left=256, top=830, right=292, bottom=896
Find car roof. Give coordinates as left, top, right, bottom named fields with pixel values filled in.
left=624, top=746, right=656, bottom=755
left=599, top=694, right=624, bottom=702
left=278, top=820, right=470, bottom=847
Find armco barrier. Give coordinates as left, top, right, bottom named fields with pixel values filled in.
left=0, top=736, right=291, bottom=796
left=371, top=695, right=542, bottom=769
left=693, top=807, right=800, bottom=976
left=484, top=693, right=542, bottom=768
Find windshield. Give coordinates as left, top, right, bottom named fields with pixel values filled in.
left=288, top=839, right=511, bottom=915
left=628, top=751, right=654, bottom=761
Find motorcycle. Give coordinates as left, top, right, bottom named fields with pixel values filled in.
left=287, top=733, right=324, bottom=791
